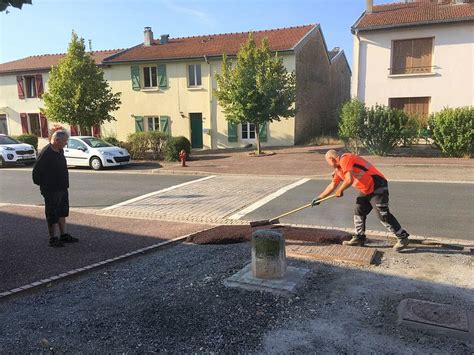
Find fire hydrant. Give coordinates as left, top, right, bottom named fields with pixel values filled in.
left=179, top=149, right=188, bottom=167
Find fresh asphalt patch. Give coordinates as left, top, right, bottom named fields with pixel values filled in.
left=0, top=169, right=201, bottom=208
left=243, top=179, right=474, bottom=241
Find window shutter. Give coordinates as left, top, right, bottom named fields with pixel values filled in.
left=35, top=74, right=44, bottom=98
left=39, top=113, right=49, bottom=138
left=131, top=66, right=141, bottom=91
left=227, top=121, right=238, bottom=142
left=134, top=116, right=144, bottom=132
left=92, top=125, right=101, bottom=137
left=157, top=64, right=167, bottom=89
left=258, top=123, right=268, bottom=143
left=20, top=113, right=29, bottom=133
left=70, top=125, right=79, bottom=136
left=159, top=116, right=170, bottom=134
left=17, top=76, right=25, bottom=99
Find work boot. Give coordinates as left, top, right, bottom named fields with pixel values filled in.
left=393, top=230, right=410, bottom=252
left=343, top=235, right=366, bottom=247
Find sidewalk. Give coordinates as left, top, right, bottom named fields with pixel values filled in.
left=0, top=205, right=208, bottom=293
left=155, top=145, right=474, bottom=182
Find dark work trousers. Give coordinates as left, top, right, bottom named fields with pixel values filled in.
left=354, top=190, right=404, bottom=239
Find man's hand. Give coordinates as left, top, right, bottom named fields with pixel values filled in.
left=335, top=190, right=344, bottom=198
left=311, top=197, right=321, bottom=207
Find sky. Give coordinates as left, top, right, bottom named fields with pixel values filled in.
left=0, top=0, right=394, bottom=66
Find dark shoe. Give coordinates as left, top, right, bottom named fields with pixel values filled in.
left=59, top=233, right=79, bottom=243
left=343, top=235, right=366, bottom=247
left=49, top=237, right=64, bottom=248
left=393, top=236, right=410, bottom=252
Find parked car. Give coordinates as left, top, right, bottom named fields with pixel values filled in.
left=64, top=136, right=131, bottom=170
left=0, top=134, right=36, bottom=167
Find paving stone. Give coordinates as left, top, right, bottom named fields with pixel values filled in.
left=398, top=298, right=474, bottom=340
left=286, top=243, right=377, bottom=266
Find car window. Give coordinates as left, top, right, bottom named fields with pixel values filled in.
left=0, top=136, right=20, bottom=145
left=82, top=138, right=113, bottom=148
left=67, top=139, right=87, bottom=150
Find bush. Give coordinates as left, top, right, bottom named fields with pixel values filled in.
left=338, top=99, right=366, bottom=154
left=163, top=136, right=191, bottom=161
left=429, top=107, right=473, bottom=158
left=126, top=131, right=169, bottom=160
left=400, top=114, right=422, bottom=147
left=102, top=136, right=120, bottom=146
left=14, top=134, right=38, bottom=150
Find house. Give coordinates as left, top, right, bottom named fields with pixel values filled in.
left=0, top=25, right=351, bottom=149
left=351, top=0, right=474, bottom=117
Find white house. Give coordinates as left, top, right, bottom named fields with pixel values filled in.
left=351, top=0, right=474, bottom=116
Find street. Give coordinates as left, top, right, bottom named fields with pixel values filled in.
left=1, top=168, right=472, bottom=241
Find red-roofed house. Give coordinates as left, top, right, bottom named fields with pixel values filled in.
left=0, top=24, right=351, bottom=150
left=351, top=0, right=474, bottom=116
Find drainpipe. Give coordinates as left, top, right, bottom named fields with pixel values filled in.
left=204, top=55, right=213, bottom=149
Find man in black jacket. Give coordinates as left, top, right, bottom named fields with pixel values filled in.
left=33, top=130, right=78, bottom=247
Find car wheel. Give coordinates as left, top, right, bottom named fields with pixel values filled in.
left=90, top=156, right=103, bottom=171
left=0, top=156, right=4, bottom=168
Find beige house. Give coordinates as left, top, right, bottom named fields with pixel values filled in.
left=0, top=25, right=351, bottom=149
left=352, top=0, right=474, bottom=117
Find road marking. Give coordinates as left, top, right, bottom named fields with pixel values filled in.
left=102, top=175, right=216, bottom=211
left=228, top=178, right=310, bottom=220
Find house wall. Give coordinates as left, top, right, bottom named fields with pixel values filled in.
left=294, top=27, right=332, bottom=144
left=330, top=53, right=352, bottom=134
left=352, top=22, right=474, bottom=111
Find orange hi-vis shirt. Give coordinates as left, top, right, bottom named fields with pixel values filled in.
left=332, top=153, right=386, bottom=195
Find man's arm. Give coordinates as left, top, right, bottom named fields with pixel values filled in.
left=32, top=149, right=47, bottom=186
left=335, top=171, right=353, bottom=197
left=318, top=181, right=338, bottom=199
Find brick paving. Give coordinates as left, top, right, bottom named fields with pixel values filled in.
left=101, top=175, right=299, bottom=223
left=286, top=242, right=378, bottom=266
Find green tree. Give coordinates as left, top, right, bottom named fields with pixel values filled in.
left=214, top=34, right=296, bottom=155
left=0, top=0, right=31, bottom=12
left=42, top=31, right=121, bottom=134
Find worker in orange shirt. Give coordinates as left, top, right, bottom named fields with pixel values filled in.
left=313, top=149, right=410, bottom=251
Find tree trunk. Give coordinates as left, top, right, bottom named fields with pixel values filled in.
left=255, top=123, right=261, bottom=155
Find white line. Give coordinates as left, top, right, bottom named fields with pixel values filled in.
left=102, top=175, right=216, bottom=211
left=228, top=178, right=310, bottom=220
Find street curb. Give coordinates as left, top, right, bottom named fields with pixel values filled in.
left=0, top=227, right=214, bottom=302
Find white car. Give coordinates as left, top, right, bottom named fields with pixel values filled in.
left=0, top=134, right=37, bottom=167
left=64, top=136, right=131, bottom=170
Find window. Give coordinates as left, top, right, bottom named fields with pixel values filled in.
left=241, top=122, right=256, bottom=140
left=25, top=76, right=37, bottom=98
left=28, top=114, right=41, bottom=136
left=389, top=97, right=430, bottom=117
left=67, top=138, right=87, bottom=150
left=143, top=66, right=157, bottom=88
left=188, top=64, right=202, bottom=87
left=0, top=114, right=8, bottom=135
left=391, top=38, right=433, bottom=75
left=147, top=116, right=160, bottom=131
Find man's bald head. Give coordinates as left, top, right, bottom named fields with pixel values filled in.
left=325, top=149, right=339, bottom=168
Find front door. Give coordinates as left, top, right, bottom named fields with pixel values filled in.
left=190, top=113, right=203, bottom=149
left=64, top=138, right=90, bottom=166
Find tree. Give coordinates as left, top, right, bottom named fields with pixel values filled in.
left=214, top=34, right=296, bottom=155
left=42, top=31, right=121, bottom=134
left=0, top=0, right=31, bottom=12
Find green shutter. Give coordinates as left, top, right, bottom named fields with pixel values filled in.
left=131, top=66, right=140, bottom=91
left=159, top=116, right=170, bottom=134
left=227, top=121, right=238, bottom=142
left=258, top=123, right=267, bottom=142
left=134, top=116, right=144, bottom=132
left=157, top=64, right=167, bottom=89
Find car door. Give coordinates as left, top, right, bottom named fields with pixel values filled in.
left=64, top=138, right=89, bottom=166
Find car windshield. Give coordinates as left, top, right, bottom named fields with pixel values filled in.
left=82, top=138, right=113, bottom=148
left=0, top=136, right=20, bottom=145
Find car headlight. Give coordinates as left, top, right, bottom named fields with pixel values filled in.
left=101, top=151, right=114, bottom=156
left=3, top=147, right=15, bottom=151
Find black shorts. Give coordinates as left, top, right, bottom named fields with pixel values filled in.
left=41, top=190, right=69, bottom=225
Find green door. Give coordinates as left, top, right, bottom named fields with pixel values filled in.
left=190, top=113, right=203, bottom=148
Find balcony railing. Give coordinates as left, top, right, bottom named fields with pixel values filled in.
left=389, top=66, right=435, bottom=75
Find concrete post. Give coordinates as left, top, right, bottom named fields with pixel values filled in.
left=251, top=230, right=287, bottom=279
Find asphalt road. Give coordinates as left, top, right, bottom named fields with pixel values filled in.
left=1, top=168, right=472, bottom=241
left=0, top=168, right=199, bottom=208
left=244, top=180, right=474, bottom=241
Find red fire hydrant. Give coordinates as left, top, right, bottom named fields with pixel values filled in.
left=179, top=149, right=188, bottom=167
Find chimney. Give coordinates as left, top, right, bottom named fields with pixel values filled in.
left=160, top=34, right=170, bottom=45
left=366, top=0, right=373, bottom=13
left=144, top=27, right=153, bottom=46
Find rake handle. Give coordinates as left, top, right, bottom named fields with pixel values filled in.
left=269, top=194, right=337, bottom=223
